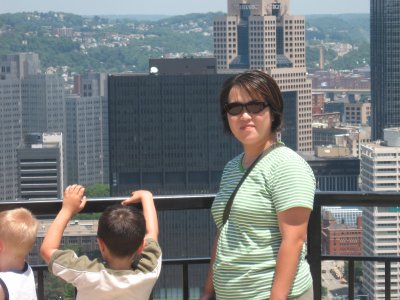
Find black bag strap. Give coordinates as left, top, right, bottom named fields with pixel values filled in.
left=222, top=143, right=284, bottom=225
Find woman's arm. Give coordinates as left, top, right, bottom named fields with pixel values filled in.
left=200, top=231, right=219, bottom=300
left=269, top=207, right=311, bottom=300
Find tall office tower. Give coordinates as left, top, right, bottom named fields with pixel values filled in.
left=21, top=74, right=65, bottom=134
left=17, top=133, right=64, bottom=200
left=66, top=73, right=109, bottom=185
left=371, top=0, right=400, bottom=140
left=0, top=53, right=66, bottom=200
left=109, top=58, right=243, bottom=196
left=0, top=52, right=40, bottom=80
left=0, top=53, right=41, bottom=201
left=360, top=128, right=400, bottom=299
left=214, top=0, right=312, bottom=151
left=0, top=75, right=23, bottom=201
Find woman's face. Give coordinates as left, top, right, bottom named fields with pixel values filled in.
left=227, top=86, right=274, bottom=149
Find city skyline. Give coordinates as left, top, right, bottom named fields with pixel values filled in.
left=1, top=0, right=370, bottom=16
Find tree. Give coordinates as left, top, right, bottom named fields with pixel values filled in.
left=84, top=184, right=110, bottom=197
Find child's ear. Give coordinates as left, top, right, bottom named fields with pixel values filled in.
left=136, top=240, right=145, bottom=254
left=97, top=238, right=106, bottom=256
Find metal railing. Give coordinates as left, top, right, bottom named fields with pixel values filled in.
left=1, top=192, right=400, bottom=300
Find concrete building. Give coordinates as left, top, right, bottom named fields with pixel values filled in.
left=17, top=133, right=63, bottom=200
left=322, top=206, right=363, bottom=226
left=0, top=52, right=40, bottom=80
left=21, top=74, right=65, bottom=135
left=322, top=212, right=363, bottom=256
left=0, top=53, right=66, bottom=201
left=312, top=92, right=325, bottom=115
left=0, top=53, right=45, bottom=201
left=371, top=0, right=400, bottom=139
left=360, top=128, right=400, bottom=299
left=312, top=112, right=341, bottom=129
left=304, top=155, right=360, bottom=192
left=214, top=0, right=312, bottom=152
left=344, top=102, right=371, bottom=126
left=0, top=76, right=23, bottom=201
left=312, top=125, right=371, bottom=158
left=66, top=73, right=109, bottom=186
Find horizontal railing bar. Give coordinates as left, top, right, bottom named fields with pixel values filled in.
left=3, top=192, right=400, bottom=300
left=322, top=255, right=400, bottom=262
left=2, top=192, right=400, bottom=215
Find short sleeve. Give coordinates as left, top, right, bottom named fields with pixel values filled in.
left=136, top=238, right=162, bottom=273
left=270, top=152, right=315, bottom=213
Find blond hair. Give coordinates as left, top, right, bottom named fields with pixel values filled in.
left=0, top=208, right=39, bottom=257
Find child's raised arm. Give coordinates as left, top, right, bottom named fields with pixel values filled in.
left=121, top=190, right=158, bottom=241
left=40, top=184, right=87, bottom=263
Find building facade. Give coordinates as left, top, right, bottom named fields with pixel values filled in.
left=304, top=155, right=360, bottom=192
left=0, top=53, right=42, bottom=201
left=214, top=0, right=312, bottom=152
left=321, top=212, right=362, bottom=256
left=344, top=102, right=371, bottom=126
left=108, top=70, right=241, bottom=196
left=66, top=73, right=109, bottom=186
left=18, top=133, right=63, bottom=200
left=371, top=0, right=400, bottom=139
left=360, top=128, right=400, bottom=299
left=0, top=76, right=23, bottom=201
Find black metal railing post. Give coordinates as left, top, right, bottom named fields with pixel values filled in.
left=183, top=263, right=189, bottom=300
left=37, top=268, right=45, bottom=300
left=385, top=261, right=391, bottom=300
left=348, top=260, right=355, bottom=300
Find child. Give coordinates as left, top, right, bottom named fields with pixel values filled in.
left=40, top=184, right=161, bottom=300
left=0, top=208, right=39, bottom=300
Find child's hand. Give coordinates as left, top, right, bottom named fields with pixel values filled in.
left=62, top=184, right=87, bottom=215
left=121, top=190, right=153, bottom=205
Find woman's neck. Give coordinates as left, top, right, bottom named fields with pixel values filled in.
left=242, top=139, right=277, bottom=169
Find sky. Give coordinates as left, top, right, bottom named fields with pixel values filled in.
left=0, top=0, right=370, bottom=16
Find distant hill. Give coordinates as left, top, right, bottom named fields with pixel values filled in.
left=0, top=12, right=369, bottom=73
left=91, top=15, right=170, bottom=21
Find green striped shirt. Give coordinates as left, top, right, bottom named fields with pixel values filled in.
left=211, top=145, right=315, bottom=300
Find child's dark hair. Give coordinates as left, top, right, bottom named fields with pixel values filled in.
left=97, top=205, right=146, bottom=258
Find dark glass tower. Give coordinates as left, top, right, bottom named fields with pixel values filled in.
left=371, top=0, right=400, bottom=139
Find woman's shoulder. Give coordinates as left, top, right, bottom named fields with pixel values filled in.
left=224, top=153, right=243, bottom=169
left=265, top=144, right=314, bottom=178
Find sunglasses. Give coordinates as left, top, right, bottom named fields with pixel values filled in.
left=224, top=100, right=269, bottom=116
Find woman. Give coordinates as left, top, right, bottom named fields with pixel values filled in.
left=201, top=70, right=315, bottom=300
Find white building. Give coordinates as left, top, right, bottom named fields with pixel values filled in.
left=360, top=128, right=400, bottom=299
left=18, top=133, right=64, bottom=200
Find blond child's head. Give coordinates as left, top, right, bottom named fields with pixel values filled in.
left=0, top=208, right=39, bottom=259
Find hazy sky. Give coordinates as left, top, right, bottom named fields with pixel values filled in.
left=0, top=0, right=370, bottom=16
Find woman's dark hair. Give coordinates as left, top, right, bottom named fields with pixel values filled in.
left=97, top=205, right=146, bottom=258
left=219, top=70, right=284, bottom=134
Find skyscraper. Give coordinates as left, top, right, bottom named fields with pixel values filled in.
left=0, top=53, right=41, bottom=201
left=360, top=128, right=400, bottom=299
left=214, top=0, right=312, bottom=151
left=66, top=73, right=109, bottom=186
left=371, top=0, right=400, bottom=140
left=0, top=53, right=66, bottom=201
left=108, top=58, right=243, bottom=196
